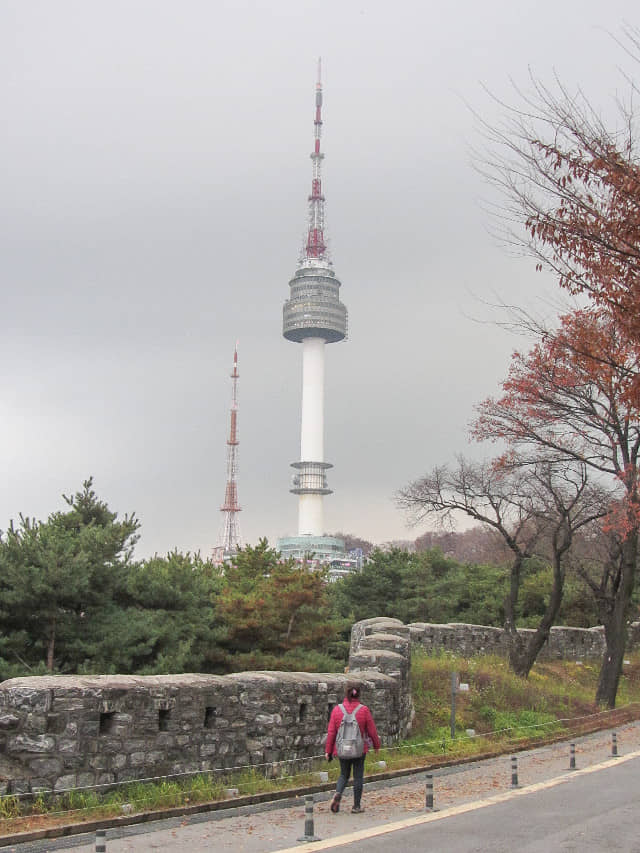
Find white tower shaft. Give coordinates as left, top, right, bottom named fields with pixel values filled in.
left=300, top=337, right=325, bottom=462
left=299, top=337, right=326, bottom=534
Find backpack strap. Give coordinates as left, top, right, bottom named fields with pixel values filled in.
left=339, top=703, right=362, bottom=721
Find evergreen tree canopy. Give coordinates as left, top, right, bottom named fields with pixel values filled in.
left=0, top=478, right=139, bottom=674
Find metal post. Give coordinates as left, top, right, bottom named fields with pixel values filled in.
left=297, top=795, right=321, bottom=843
left=612, top=732, right=618, bottom=757
left=569, top=742, right=576, bottom=770
left=450, top=672, right=457, bottom=739
left=425, top=773, right=438, bottom=811
left=511, top=755, right=519, bottom=788
left=95, top=829, right=106, bottom=853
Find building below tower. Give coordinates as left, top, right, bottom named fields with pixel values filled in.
left=275, top=534, right=362, bottom=580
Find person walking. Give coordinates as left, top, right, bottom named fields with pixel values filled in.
left=325, top=682, right=380, bottom=814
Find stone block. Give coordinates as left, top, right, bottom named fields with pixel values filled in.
left=29, top=757, right=63, bottom=776
left=58, top=738, right=79, bottom=754
left=5, top=688, right=52, bottom=713
left=76, top=772, right=96, bottom=788
left=255, top=714, right=282, bottom=726
left=110, top=754, right=127, bottom=771
left=23, top=713, right=48, bottom=735
left=11, top=777, right=32, bottom=794
left=152, top=697, right=176, bottom=710
left=7, top=734, right=55, bottom=754
left=51, top=699, right=88, bottom=712
left=54, top=774, right=77, bottom=792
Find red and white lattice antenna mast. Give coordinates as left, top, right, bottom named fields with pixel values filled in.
left=217, top=344, right=242, bottom=557
left=305, top=57, right=328, bottom=261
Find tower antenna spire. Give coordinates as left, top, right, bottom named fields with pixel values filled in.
left=306, top=55, right=327, bottom=260
left=215, top=344, right=242, bottom=562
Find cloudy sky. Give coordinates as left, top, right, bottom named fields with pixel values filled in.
left=1, top=0, right=637, bottom=557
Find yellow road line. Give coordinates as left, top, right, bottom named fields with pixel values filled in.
left=278, top=749, right=640, bottom=852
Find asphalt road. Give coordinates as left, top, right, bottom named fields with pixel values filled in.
left=279, top=754, right=640, bottom=852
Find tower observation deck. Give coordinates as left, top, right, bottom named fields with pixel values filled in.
left=282, top=262, right=347, bottom=344
left=281, top=60, right=348, bottom=541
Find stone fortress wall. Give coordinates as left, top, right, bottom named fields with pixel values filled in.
left=0, top=618, right=413, bottom=795
left=0, top=617, right=635, bottom=795
left=406, top=620, right=640, bottom=661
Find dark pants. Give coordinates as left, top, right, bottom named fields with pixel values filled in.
left=336, top=755, right=365, bottom=807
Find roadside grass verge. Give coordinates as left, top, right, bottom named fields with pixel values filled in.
left=2, top=649, right=640, bottom=835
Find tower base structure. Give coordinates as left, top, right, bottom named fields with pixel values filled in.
left=276, top=534, right=362, bottom=580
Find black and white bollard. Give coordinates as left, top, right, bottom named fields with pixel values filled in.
left=297, top=795, right=321, bottom=843
left=95, top=829, right=106, bottom=853
left=511, top=755, right=519, bottom=788
left=612, top=732, right=618, bottom=757
left=569, top=743, right=576, bottom=770
left=425, top=773, right=438, bottom=811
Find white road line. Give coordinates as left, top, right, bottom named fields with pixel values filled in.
left=277, top=749, right=640, bottom=852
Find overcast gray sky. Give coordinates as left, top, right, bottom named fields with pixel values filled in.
left=1, top=0, right=638, bottom=557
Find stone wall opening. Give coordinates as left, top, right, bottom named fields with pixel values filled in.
left=99, top=712, right=115, bottom=735
left=158, top=709, right=171, bottom=731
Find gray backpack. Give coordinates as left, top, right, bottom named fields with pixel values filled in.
left=335, top=703, right=364, bottom=759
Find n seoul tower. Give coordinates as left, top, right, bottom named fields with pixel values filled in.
left=280, top=61, right=348, bottom=560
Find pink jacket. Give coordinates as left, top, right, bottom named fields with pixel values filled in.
left=325, top=699, right=380, bottom=756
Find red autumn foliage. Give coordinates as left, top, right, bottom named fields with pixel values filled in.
left=474, top=308, right=640, bottom=526
left=526, top=139, right=640, bottom=359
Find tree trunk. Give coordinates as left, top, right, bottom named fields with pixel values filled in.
left=503, top=553, right=523, bottom=635
left=46, top=618, right=56, bottom=671
left=511, top=554, right=566, bottom=678
left=507, top=632, right=530, bottom=677
left=286, top=612, right=296, bottom=642
left=504, top=552, right=531, bottom=676
left=596, top=531, right=638, bottom=708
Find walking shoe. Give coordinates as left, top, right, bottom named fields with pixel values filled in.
left=330, top=793, right=341, bottom=813
left=351, top=806, right=365, bottom=814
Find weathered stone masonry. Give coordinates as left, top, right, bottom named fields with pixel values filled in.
left=0, top=616, right=634, bottom=795
left=0, top=618, right=413, bottom=795
left=406, top=620, right=640, bottom=661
